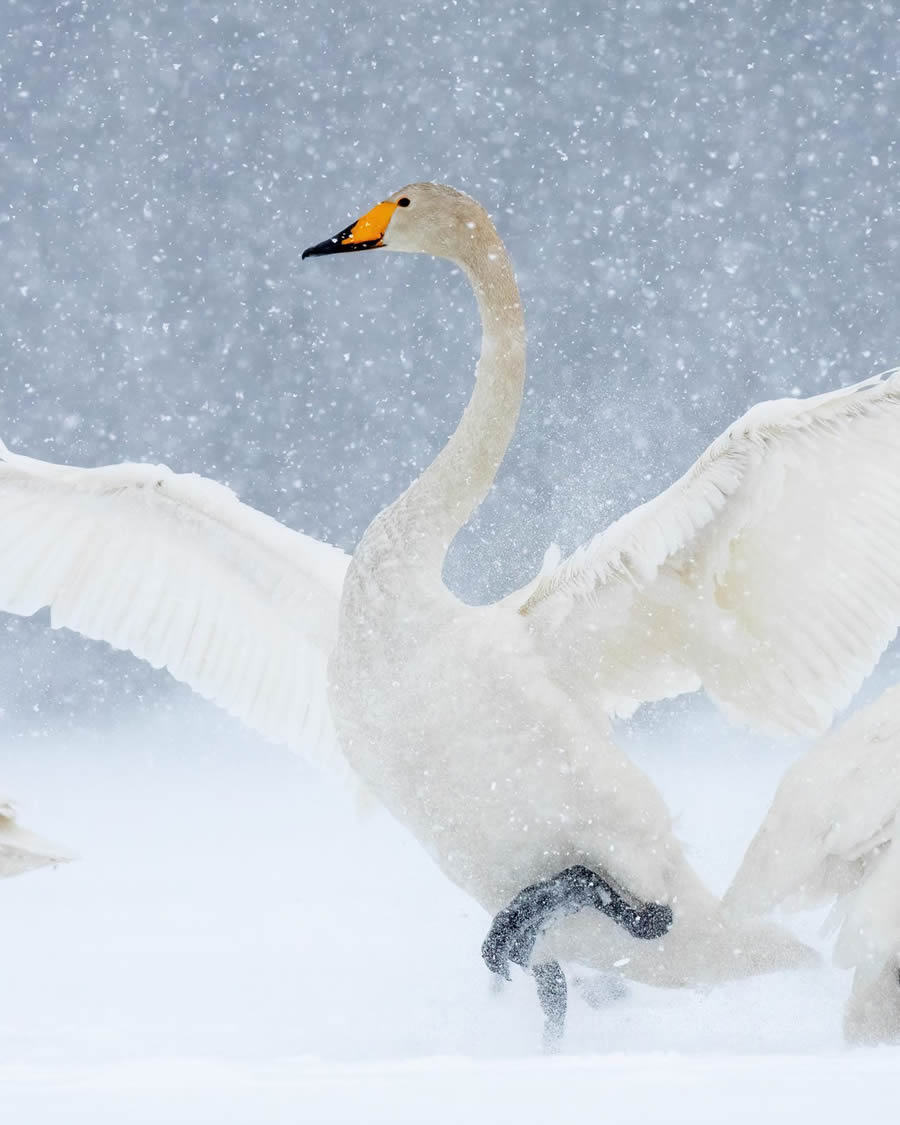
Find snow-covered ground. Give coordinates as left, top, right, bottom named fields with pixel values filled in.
left=0, top=698, right=896, bottom=1122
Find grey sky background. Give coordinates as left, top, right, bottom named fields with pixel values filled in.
left=0, top=0, right=897, bottom=722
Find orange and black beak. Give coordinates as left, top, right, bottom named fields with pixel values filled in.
left=302, top=200, right=398, bottom=259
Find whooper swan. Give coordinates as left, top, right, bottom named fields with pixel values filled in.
left=2, top=182, right=899, bottom=1040
left=726, top=682, right=900, bottom=1044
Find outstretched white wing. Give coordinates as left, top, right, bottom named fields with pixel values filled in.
left=518, top=370, right=900, bottom=735
left=0, top=444, right=350, bottom=758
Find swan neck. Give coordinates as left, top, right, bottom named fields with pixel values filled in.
left=389, top=230, right=526, bottom=572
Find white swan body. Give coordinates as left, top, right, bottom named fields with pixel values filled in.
left=2, top=182, right=900, bottom=989
left=0, top=796, right=71, bottom=878
left=727, top=682, right=900, bottom=1040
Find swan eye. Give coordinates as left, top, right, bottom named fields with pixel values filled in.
left=397, top=197, right=411, bottom=208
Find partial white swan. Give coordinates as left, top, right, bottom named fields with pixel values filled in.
left=3, top=182, right=900, bottom=1029
left=726, top=682, right=900, bottom=1043
left=0, top=796, right=71, bottom=878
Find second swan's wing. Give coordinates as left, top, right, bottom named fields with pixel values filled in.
left=726, top=681, right=900, bottom=918
left=0, top=794, right=73, bottom=877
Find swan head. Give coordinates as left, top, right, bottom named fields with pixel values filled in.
left=302, top=182, right=493, bottom=264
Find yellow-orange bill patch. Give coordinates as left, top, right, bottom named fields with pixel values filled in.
left=343, top=200, right=398, bottom=245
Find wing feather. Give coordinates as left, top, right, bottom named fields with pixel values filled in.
left=518, top=370, right=900, bottom=734
left=0, top=795, right=73, bottom=878
left=726, top=683, right=900, bottom=941
left=0, top=444, right=350, bottom=760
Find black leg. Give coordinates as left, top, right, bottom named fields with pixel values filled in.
left=482, top=864, right=672, bottom=1048
left=482, top=864, right=673, bottom=981
left=533, top=960, right=567, bottom=1052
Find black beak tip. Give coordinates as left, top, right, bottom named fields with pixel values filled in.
left=302, top=224, right=357, bottom=261
left=301, top=226, right=383, bottom=262
left=302, top=239, right=336, bottom=260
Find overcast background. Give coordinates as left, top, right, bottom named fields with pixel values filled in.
left=0, top=0, right=897, bottom=723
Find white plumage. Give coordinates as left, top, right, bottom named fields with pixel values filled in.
left=0, top=442, right=349, bottom=762
left=0, top=796, right=71, bottom=879
left=522, top=373, right=900, bottom=735
left=727, top=682, right=900, bottom=1041
left=2, top=182, right=899, bottom=995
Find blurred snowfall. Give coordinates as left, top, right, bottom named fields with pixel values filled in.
left=1, top=1, right=899, bottom=1119
left=1, top=0, right=898, bottom=718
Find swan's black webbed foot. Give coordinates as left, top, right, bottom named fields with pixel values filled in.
left=533, top=960, right=567, bottom=1052
left=482, top=864, right=672, bottom=982
left=483, top=866, right=671, bottom=1047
